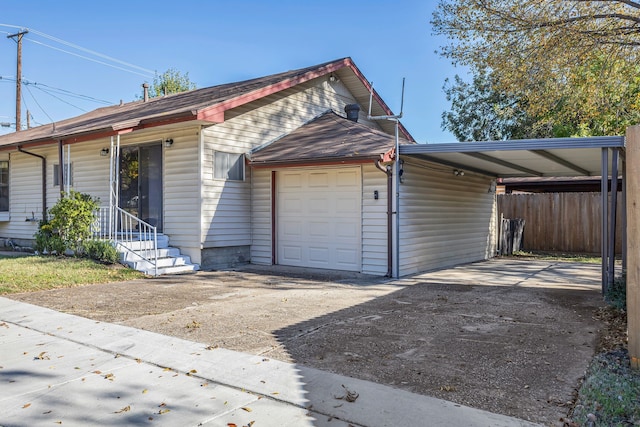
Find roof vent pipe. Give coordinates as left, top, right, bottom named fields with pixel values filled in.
left=344, top=104, right=360, bottom=122
left=142, top=83, right=149, bottom=102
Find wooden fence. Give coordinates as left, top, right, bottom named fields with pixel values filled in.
left=497, top=192, right=623, bottom=254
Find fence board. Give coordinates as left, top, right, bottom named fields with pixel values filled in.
left=497, top=192, right=622, bottom=254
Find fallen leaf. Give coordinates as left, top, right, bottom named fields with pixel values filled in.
left=104, top=373, right=115, bottom=381
left=142, top=389, right=148, bottom=394
left=186, top=320, right=201, bottom=329
left=22, top=403, right=31, bottom=409
left=200, top=383, right=209, bottom=387
left=135, top=358, right=142, bottom=363
left=158, top=409, right=170, bottom=415
left=242, top=407, right=252, bottom=412
left=205, top=345, right=218, bottom=350
left=114, top=405, right=131, bottom=414
left=35, top=352, right=50, bottom=360
left=0, top=322, right=8, bottom=328
left=227, top=424, right=238, bottom=427
left=159, top=403, right=166, bottom=407
left=93, top=370, right=102, bottom=375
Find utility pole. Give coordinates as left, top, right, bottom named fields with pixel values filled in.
left=7, top=29, right=28, bottom=132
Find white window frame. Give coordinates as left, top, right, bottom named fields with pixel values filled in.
left=213, top=151, right=245, bottom=181
left=0, top=160, right=8, bottom=213
left=53, top=163, right=73, bottom=188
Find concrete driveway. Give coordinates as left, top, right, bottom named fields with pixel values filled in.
left=6, top=258, right=604, bottom=426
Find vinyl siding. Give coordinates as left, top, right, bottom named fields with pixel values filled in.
left=106, top=128, right=201, bottom=264
left=398, top=158, right=497, bottom=276
left=206, top=77, right=373, bottom=251
left=250, top=168, right=272, bottom=265
left=362, top=163, right=389, bottom=275
left=250, top=163, right=389, bottom=275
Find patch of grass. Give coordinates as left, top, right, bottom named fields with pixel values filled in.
left=510, top=250, right=602, bottom=264
left=570, top=350, right=640, bottom=426
left=0, top=255, right=144, bottom=294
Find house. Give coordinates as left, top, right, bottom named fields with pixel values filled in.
left=0, top=57, right=498, bottom=276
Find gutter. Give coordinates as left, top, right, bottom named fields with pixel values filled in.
left=375, top=154, right=393, bottom=278
left=17, top=147, right=46, bottom=221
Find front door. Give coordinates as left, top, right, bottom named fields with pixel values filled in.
left=119, top=144, right=163, bottom=232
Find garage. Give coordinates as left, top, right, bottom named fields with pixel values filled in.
left=277, top=167, right=362, bottom=271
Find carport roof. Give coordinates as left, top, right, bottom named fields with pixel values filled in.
left=400, top=136, right=625, bottom=178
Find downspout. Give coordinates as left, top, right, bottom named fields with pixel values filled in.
left=17, top=147, right=47, bottom=220
left=375, top=155, right=393, bottom=277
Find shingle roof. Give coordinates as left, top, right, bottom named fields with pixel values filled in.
left=248, top=110, right=410, bottom=166
left=1, top=57, right=415, bottom=148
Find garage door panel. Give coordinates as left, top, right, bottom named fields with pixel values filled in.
left=309, top=198, right=330, bottom=214
left=309, top=172, right=329, bottom=187
left=277, top=167, right=361, bottom=272
left=336, top=170, right=359, bottom=187
left=308, top=246, right=330, bottom=263
left=281, top=172, right=303, bottom=188
left=281, top=245, right=302, bottom=263
left=335, top=221, right=358, bottom=239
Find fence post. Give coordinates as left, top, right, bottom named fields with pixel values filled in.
left=625, top=125, right=640, bottom=370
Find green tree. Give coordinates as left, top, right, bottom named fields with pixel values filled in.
left=442, top=71, right=553, bottom=141
left=144, top=68, right=196, bottom=98
left=432, top=0, right=640, bottom=136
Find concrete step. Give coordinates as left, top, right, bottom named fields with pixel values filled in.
left=127, top=254, right=194, bottom=271
left=116, top=234, right=169, bottom=251
left=140, top=263, right=200, bottom=276
left=120, top=247, right=180, bottom=262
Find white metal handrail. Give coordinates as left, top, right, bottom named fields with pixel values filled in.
left=93, top=206, right=158, bottom=277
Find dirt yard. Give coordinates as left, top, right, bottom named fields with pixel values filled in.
left=8, top=258, right=606, bottom=426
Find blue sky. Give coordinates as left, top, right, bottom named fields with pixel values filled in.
left=0, top=0, right=466, bottom=143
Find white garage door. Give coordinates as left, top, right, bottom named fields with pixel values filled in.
left=277, top=167, right=362, bottom=271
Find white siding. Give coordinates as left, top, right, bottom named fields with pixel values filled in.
left=0, top=128, right=203, bottom=264
left=205, top=77, right=373, bottom=250
left=398, top=158, right=497, bottom=276
left=0, top=151, right=42, bottom=239
left=250, top=168, right=272, bottom=265
left=362, top=163, right=389, bottom=275
left=126, top=128, right=202, bottom=264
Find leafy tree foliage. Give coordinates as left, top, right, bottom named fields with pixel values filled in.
left=145, top=68, right=196, bottom=98
left=432, top=0, right=640, bottom=136
left=442, top=71, right=553, bottom=141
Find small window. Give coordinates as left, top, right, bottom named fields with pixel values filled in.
left=53, top=163, right=73, bottom=187
left=0, top=160, right=8, bottom=212
left=214, top=151, right=244, bottom=181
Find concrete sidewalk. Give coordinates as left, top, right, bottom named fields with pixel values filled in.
left=0, top=297, right=540, bottom=427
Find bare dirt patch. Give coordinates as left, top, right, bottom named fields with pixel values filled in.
left=8, top=259, right=606, bottom=426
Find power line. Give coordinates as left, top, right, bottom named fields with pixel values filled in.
left=0, top=24, right=156, bottom=79
left=1, top=76, right=113, bottom=105
left=28, top=28, right=155, bottom=76
left=23, top=84, right=54, bottom=126
left=28, top=39, right=155, bottom=79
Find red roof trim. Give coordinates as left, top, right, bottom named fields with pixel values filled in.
left=196, top=59, right=352, bottom=121
left=249, top=158, right=376, bottom=169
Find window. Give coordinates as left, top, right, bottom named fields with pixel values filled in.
left=53, top=163, right=73, bottom=187
left=214, top=151, right=244, bottom=181
left=0, top=160, right=8, bottom=212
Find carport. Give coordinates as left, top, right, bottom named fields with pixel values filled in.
left=400, top=136, right=625, bottom=291
left=400, top=133, right=640, bottom=368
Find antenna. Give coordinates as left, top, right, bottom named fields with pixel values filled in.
left=367, top=78, right=405, bottom=121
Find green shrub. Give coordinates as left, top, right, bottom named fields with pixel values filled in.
left=81, top=239, right=119, bottom=264
left=48, top=190, right=100, bottom=252
left=34, top=190, right=100, bottom=255
left=34, top=219, right=66, bottom=255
